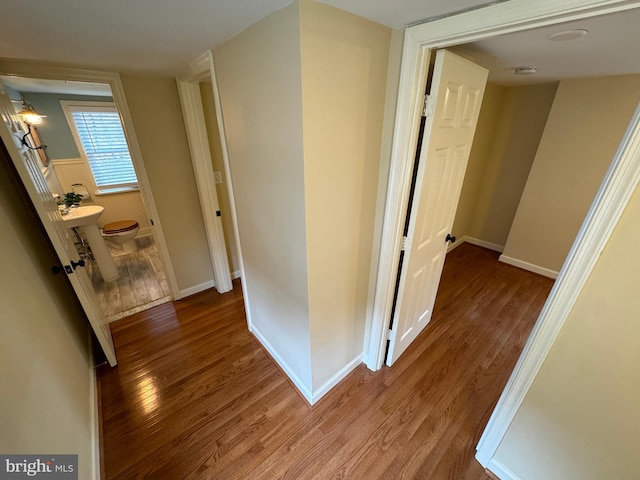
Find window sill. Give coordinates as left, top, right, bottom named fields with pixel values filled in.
left=94, top=186, right=140, bottom=196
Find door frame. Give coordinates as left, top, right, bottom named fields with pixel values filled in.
left=365, top=0, right=640, bottom=469
left=0, top=59, right=180, bottom=299
left=176, top=51, right=252, bottom=325
left=177, top=52, right=233, bottom=294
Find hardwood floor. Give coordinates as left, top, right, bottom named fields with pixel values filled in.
left=97, top=243, right=553, bottom=479
left=90, top=235, right=172, bottom=322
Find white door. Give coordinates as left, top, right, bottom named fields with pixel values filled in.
left=386, top=50, right=488, bottom=365
left=0, top=85, right=117, bottom=366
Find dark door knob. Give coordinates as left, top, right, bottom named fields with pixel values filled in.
left=71, top=259, right=86, bottom=270
left=445, top=233, right=456, bottom=244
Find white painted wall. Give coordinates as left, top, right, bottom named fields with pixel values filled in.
left=214, top=0, right=391, bottom=399
left=200, top=81, right=241, bottom=275
left=493, top=181, right=640, bottom=480
left=299, top=0, right=391, bottom=391
left=0, top=145, right=96, bottom=478
left=453, top=83, right=558, bottom=247
left=121, top=75, right=215, bottom=294
left=214, top=3, right=313, bottom=390
left=502, top=74, right=640, bottom=272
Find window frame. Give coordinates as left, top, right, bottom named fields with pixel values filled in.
left=61, top=100, right=139, bottom=193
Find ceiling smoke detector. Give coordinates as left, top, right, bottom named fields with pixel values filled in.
left=514, top=66, right=537, bottom=75
left=547, top=29, right=589, bottom=41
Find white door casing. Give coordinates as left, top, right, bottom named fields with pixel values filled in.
left=176, top=76, right=233, bottom=294
left=365, top=0, right=640, bottom=470
left=386, top=50, right=487, bottom=365
left=178, top=51, right=252, bottom=326
left=0, top=58, right=180, bottom=301
left=0, top=85, right=117, bottom=366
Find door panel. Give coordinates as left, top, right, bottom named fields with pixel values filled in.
left=387, top=50, right=488, bottom=365
left=0, top=85, right=117, bottom=366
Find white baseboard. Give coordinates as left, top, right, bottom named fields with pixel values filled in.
left=498, top=255, right=559, bottom=279
left=251, top=326, right=362, bottom=405
left=177, top=280, right=215, bottom=299
left=251, top=326, right=313, bottom=404
left=447, top=235, right=505, bottom=253
left=485, top=458, right=521, bottom=480
left=466, top=236, right=504, bottom=253
left=311, top=354, right=362, bottom=404
left=231, top=270, right=241, bottom=280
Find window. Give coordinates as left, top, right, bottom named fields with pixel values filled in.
left=62, top=101, right=138, bottom=191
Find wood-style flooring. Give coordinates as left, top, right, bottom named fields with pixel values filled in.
left=97, top=243, right=554, bottom=479
left=90, top=235, right=172, bottom=322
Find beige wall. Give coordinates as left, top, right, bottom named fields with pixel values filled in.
left=0, top=145, right=95, bottom=478
left=453, top=83, right=558, bottom=247
left=199, top=81, right=240, bottom=275
left=453, top=83, right=506, bottom=240
left=503, top=74, right=640, bottom=272
left=495, top=181, right=640, bottom=479
left=299, top=0, right=390, bottom=390
left=214, top=2, right=313, bottom=387
left=120, top=75, right=214, bottom=293
left=214, top=0, right=391, bottom=394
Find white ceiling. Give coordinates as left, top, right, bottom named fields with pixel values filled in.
left=0, top=0, right=638, bottom=84
left=452, top=8, right=640, bottom=85
left=316, top=0, right=501, bottom=28
left=0, top=0, right=493, bottom=75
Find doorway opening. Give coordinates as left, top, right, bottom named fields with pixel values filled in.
left=371, top=1, right=640, bottom=469
left=1, top=75, right=173, bottom=322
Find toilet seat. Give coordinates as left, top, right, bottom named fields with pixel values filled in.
left=103, top=220, right=139, bottom=235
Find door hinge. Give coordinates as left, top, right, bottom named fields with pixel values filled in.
left=386, top=329, right=393, bottom=340
left=401, top=236, right=409, bottom=251
left=423, top=94, right=436, bottom=117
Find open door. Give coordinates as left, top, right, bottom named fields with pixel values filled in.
left=386, top=50, right=488, bottom=365
left=0, top=83, right=117, bottom=366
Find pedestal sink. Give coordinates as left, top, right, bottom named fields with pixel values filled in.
left=62, top=205, right=119, bottom=282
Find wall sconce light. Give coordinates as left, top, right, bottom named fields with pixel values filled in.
left=18, top=100, right=45, bottom=125
left=17, top=100, right=47, bottom=151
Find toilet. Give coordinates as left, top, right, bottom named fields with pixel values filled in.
left=102, top=220, right=139, bottom=255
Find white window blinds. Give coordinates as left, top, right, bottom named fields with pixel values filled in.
left=66, top=104, right=138, bottom=188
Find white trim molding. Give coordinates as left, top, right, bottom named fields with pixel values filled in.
left=51, top=157, right=84, bottom=165
left=487, top=459, right=521, bottom=480
left=446, top=236, right=505, bottom=253
left=366, top=0, right=640, bottom=373
left=311, top=355, right=362, bottom=404
left=498, top=255, right=559, bottom=279
left=178, top=280, right=216, bottom=299
left=252, top=326, right=363, bottom=405
left=178, top=51, right=252, bottom=325
left=466, top=236, right=504, bottom=253
left=0, top=60, right=180, bottom=301
left=361, top=0, right=640, bottom=471
left=177, top=59, right=233, bottom=294
left=476, top=102, right=640, bottom=467
left=251, top=326, right=313, bottom=403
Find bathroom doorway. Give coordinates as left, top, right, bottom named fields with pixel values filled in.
left=0, top=74, right=175, bottom=322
